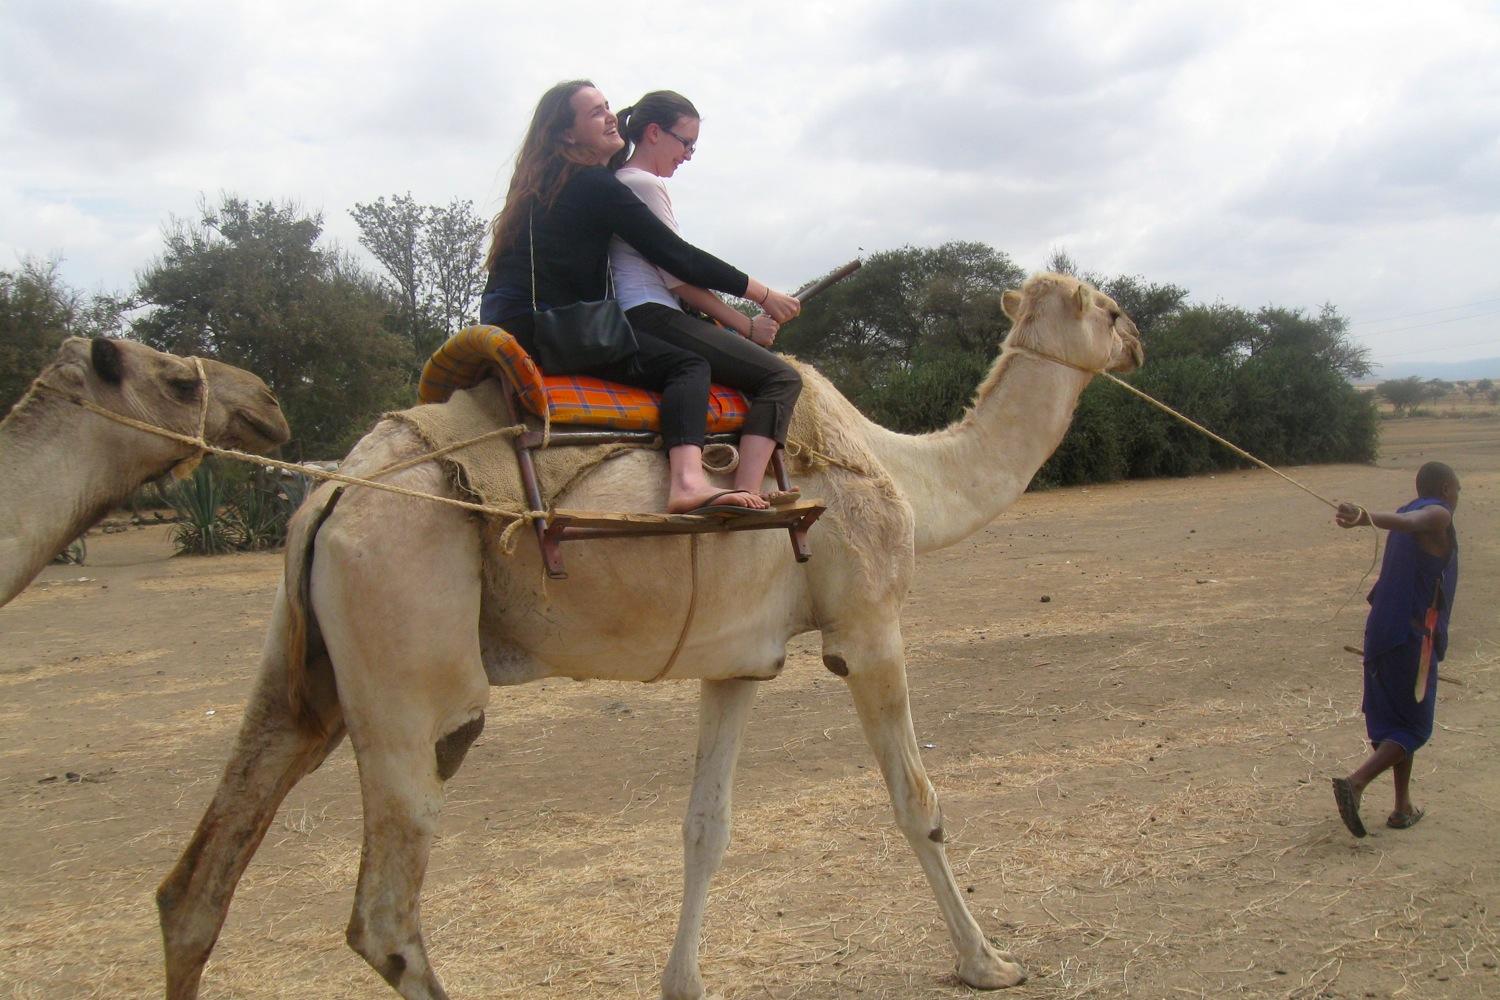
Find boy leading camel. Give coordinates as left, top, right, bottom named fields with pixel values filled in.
left=1332, top=461, right=1460, bottom=837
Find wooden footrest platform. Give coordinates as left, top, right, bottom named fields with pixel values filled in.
left=536, top=500, right=825, bottom=579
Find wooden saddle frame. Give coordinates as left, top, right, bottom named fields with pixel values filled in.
left=492, top=375, right=824, bottom=580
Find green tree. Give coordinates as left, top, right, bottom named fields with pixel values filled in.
left=0, top=259, right=123, bottom=417
left=1243, top=304, right=1372, bottom=379
left=132, top=194, right=413, bottom=459
left=1424, top=379, right=1455, bottom=404
left=423, top=198, right=488, bottom=338
left=779, top=241, right=1025, bottom=413
left=1092, top=274, right=1188, bottom=340
left=351, top=193, right=426, bottom=348
left=784, top=240, right=1376, bottom=486
left=1377, top=376, right=1427, bottom=415
left=351, top=193, right=487, bottom=356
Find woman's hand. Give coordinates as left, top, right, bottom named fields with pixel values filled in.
left=747, top=314, right=779, bottom=347
left=759, top=289, right=801, bottom=324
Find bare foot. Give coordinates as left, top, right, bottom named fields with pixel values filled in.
left=759, top=487, right=801, bottom=506
left=667, top=489, right=769, bottom=515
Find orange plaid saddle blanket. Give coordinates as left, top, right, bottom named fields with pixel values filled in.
left=418, top=325, right=750, bottom=433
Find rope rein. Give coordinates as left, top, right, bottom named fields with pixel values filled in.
left=31, top=378, right=546, bottom=525
left=1006, top=343, right=1381, bottom=615
left=35, top=342, right=1380, bottom=629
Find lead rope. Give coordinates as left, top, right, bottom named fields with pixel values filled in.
left=1006, top=344, right=1380, bottom=619
left=29, top=378, right=547, bottom=552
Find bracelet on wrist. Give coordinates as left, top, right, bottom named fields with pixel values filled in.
left=756, top=286, right=770, bottom=306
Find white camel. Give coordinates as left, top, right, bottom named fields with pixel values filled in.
left=0, top=337, right=290, bottom=607
left=157, top=273, right=1143, bottom=999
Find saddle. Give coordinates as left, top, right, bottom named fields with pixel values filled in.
left=418, top=326, right=824, bottom=579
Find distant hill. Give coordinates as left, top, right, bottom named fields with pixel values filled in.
left=1357, top=357, right=1500, bottom=385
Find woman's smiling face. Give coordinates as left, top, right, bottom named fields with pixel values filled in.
left=563, top=86, right=624, bottom=164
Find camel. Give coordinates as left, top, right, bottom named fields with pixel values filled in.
left=0, top=337, right=290, bottom=607
left=157, top=273, right=1144, bottom=1000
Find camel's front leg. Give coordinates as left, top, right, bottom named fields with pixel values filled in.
left=834, top=630, right=1027, bottom=989
left=661, top=678, right=759, bottom=1000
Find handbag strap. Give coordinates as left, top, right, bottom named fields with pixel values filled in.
left=528, top=210, right=538, bottom=311
left=529, top=205, right=616, bottom=311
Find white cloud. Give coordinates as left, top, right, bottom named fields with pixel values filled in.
left=2, top=0, right=1497, bottom=362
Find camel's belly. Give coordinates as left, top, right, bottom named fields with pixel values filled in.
left=479, top=531, right=815, bottom=685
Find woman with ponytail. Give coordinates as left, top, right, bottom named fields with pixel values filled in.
left=481, top=80, right=800, bottom=514
left=606, top=91, right=803, bottom=509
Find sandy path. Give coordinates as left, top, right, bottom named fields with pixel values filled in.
left=1, top=417, right=1496, bottom=998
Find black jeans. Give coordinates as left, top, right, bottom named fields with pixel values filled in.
left=625, top=303, right=802, bottom=447
left=499, top=304, right=801, bottom=450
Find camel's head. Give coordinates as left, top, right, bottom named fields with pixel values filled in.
left=1001, top=274, right=1144, bottom=375
left=37, top=338, right=291, bottom=457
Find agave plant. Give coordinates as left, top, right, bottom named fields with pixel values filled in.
left=234, top=473, right=290, bottom=551
left=166, top=463, right=243, bottom=556
left=51, top=536, right=87, bottom=565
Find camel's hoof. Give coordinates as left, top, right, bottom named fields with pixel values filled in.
left=957, top=949, right=1028, bottom=990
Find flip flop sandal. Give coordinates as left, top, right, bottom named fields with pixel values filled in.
left=1331, top=777, right=1368, bottom=838
left=682, top=490, right=774, bottom=517
left=1386, top=807, right=1424, bottom=829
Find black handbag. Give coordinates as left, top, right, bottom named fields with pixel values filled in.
left=529, top=212, right=638, bottom=372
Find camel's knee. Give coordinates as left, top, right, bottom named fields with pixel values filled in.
left=434, top=712, right=484, bottom=782
left=887, top=780, right=944, bottom=844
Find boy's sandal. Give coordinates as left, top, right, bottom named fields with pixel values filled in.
left=1386, top=807, right=1424, bottom=829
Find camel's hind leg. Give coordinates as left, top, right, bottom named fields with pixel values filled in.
left=157, top=591, right=347, bottom=1000
left=831, top=627, right=1027, bottom=990
left=313, top=497, right=488, bottom=1000
left=662, top=678, right=759, bottom=1000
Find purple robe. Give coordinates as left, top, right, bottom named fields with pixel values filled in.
left=1361, top=497, right=1458, bottom=753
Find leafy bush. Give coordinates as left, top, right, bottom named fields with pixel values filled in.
left=863, top=352, right=990, bottom=433
left=786, top=242, right=1379, bottom=491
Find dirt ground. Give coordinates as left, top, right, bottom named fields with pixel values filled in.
left=1, top=417, right=1496, bottom=999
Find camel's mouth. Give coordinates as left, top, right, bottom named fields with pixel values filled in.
left=1113, top=334, right=1145, bottom=373
left=226, top=410, right=292, bottom=453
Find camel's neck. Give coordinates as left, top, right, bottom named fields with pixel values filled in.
left=863, top=350, right=1091, bottom=553
left=0, top=396, right=156, bottom=605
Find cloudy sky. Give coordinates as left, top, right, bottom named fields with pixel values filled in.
left=3, top=0, right=1498, bottom=371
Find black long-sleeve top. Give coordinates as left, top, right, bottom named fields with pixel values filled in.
left=484, top=166, right=748, bottom=322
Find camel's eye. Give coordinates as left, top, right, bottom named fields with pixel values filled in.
left=168, top=377, right=201, bottom=400
left=1108, top=309, right=1121, bottom=323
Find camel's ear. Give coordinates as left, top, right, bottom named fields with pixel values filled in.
left=1074, top=284, right=1091, bottom=317
left=91, top=338, right=124, bottom=385
left=1001, top=290, right=1023, bottom=321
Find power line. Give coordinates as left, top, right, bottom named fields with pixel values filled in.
left=1353, top=306, right=1500, bottom=341
left=1350, top=295, right=1500, bottom=328
left=1373, top=336, right=1500, bottom=362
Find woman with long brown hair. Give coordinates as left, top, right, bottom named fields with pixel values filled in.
left=481, top=80, right=799, bottom=514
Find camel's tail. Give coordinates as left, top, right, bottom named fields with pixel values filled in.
left=283, top=485, right=345, bottom=735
